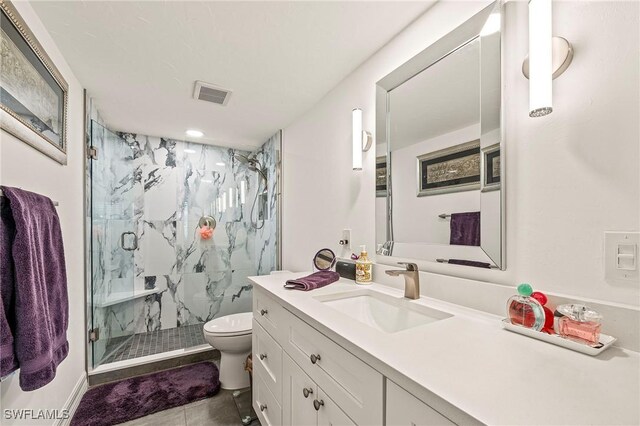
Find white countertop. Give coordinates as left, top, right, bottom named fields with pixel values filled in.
left=249, top=273, right=640, bottom=426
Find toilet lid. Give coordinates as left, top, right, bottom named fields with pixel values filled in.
left=204, top=312, right=253, bottom=336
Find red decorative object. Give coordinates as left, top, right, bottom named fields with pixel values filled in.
left=543, top=306, right=554, bottom=329
left=199, top=226, right=214, bottom=240
left=531, top=291, right=548, bottom=306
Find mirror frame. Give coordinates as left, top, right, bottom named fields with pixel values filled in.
left=375, top=1, right=505, bottom=270
left=313, top=248, right=337, bottom=271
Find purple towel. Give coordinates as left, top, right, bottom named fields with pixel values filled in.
left=284, top=271, right=340, bottom=291
left=448, top=259, right=492, bottom=269
left=1, top=187, right=69, bottom=391
left=450, top=212, right=481, bottom=246
left=1, top=198, right=18, bottom=378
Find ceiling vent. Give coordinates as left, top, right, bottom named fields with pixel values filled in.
left=193, top=81, right=232, bottom=106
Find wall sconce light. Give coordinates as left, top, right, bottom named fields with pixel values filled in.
left=523, top=0, right=573, bottom=118
left=352, top=108, right=372, bottom=170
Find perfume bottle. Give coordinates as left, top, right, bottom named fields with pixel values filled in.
left=554, top=304, right=602, bottom=345
left=506, top=283, right=545, bottom=331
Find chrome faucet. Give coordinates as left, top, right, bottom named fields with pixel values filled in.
left=385, top=262, right=420, bottom=299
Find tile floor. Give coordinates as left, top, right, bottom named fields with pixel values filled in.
left=120, top=388, right=260, bottom=426
left=103, top=323, right=206, bottom=364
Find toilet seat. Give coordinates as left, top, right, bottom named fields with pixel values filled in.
left=204, top=312, right=252, bottom=337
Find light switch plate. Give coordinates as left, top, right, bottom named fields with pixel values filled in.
left=604, top=232, right=639, bottom=282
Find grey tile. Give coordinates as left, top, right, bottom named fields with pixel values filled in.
left=185, top=391, right=243, bottom=426
left=120, top=406, right=186, bottom=426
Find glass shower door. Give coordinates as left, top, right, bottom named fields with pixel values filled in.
left=89, top=120, right=137, bottom=368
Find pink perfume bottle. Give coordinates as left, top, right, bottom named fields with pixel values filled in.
left=554, top=304, right=602, bottom=345
left=506, top=283, right=545, bottom=331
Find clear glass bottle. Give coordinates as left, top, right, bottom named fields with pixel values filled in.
left=506, top=283, right=545, bottom=331
left=554, top=304, right=602, bottom=345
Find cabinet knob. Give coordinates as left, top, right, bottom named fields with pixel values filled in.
left=259, top=353, right=267, bottom=360
left=259, top=404, right=267, bottom=412
left=313, top=399, right=324, bottom=411
left=260, top=309, right=268, bottom=316
left=302, top=387, right=313, bottom=398
left=310, top=354, right=321, bottom=364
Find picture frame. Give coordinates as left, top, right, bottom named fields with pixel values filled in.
left=376, top=155, right=387, bottom=197
left=481, top=143, right=501, bottom=192
left=0, top=0, right=68, bottom=164
left=416, top=139, right=480, bottom=196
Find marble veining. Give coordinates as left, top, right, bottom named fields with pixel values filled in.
left=88, top=127, right=280, bottom=366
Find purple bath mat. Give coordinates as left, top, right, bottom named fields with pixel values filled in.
left=71, top=362, right=220, bottom=426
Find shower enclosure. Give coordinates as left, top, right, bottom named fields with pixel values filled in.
left=86, top=120, right=280, bottom=372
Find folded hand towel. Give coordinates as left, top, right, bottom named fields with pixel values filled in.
left=447, top=259, right=492, bottom=269
left=450, top=212, right=481, bottom=246
left=284, top=271, right=340, bottom=291
left=1, top=186, right=69, bottom=391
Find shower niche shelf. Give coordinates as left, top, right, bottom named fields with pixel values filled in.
left=95, top=288, right=161, bottom=308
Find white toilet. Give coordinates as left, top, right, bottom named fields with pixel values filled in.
left=203, top=312, right=253, bottom=390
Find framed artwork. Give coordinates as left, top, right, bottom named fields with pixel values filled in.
left=376, top=155, right=387, bottom=197
left=482, top=143, right=501, bottom=191
left=0, top=0, right=68, bottom=164
left=417, top=139, right=480, bottom=196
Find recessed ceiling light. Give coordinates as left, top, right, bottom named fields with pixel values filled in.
left=186, top=129, right=204, bottom=138
left=184, top=149, right=196, bottom=154
left=216, top=162, right=225, bottom=166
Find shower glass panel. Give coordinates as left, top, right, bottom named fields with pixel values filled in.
left=86, top=121, right=280, bottom=371
left=89, top=120, right=137, bottom=368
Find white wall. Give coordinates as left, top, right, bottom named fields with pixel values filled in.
left=0, top=2, right=86, bottom=423
left=283, top=0, right=640, bottom=307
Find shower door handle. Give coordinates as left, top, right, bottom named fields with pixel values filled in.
left=120, top=232, right=138, bottom=251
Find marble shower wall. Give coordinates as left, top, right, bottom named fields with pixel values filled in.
left=89, top=128, right=279, bottom=360
left=251, top=131, right=280, bottom=275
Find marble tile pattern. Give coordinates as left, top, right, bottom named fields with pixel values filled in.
left=251, top=131, right=280, bottom=275
left=89, top=130, right=279, bottom=364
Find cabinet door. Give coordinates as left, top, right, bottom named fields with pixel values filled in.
left=282, top=354, right=317, bottom=426
left=316, top=388, right=356, bottom=426
left=386, top=380, right=454, bottom=426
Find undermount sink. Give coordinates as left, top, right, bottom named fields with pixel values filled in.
left=314, top=289, right=452, bottom=333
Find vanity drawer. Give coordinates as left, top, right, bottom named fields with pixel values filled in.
left=282, top=310, right=383, bottom=426
left=254, top=370, right=282, bottom=426
left=386, top=380, right=455, bottom=426
left=254, top=288, right=287, bottom=342
left=253, top=320, right=283, bottom=404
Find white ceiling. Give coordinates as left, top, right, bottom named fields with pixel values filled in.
left=32, top=1, right=435, bottom=149
left=390, top=38, right=480, bottom=150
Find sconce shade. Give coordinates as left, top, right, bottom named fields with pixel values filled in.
left=528, top=0, right=553, bottom=117
left=352, top=108, right=363, bottom=170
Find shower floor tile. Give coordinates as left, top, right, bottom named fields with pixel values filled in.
left=103, top=323, right=207, bottom=364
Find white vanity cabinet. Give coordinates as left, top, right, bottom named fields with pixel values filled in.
left=282, top=353, right=355, bottom=426
left=386, top=380, right=455, bottom=426
left=253, top=287, right=452, bottom=426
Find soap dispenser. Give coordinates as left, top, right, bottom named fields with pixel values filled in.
left=355, top=245, right=372, bottom=284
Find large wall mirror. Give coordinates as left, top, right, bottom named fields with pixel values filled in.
left=375, top=1, right=504, bottom=269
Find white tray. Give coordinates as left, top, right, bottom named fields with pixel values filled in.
left=501, top=319, right=617, bottom=356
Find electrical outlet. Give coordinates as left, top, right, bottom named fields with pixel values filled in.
left=339, top=229, right=351, bottom=251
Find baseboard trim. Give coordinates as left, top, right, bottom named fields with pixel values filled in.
left=55, top=373, right=87, bottom=426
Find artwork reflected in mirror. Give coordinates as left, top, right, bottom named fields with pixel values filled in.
left=376, top=156, right=387, bottom=197
left=375, top=1, right=503, bottom=269
left=417, top=139, right=480, bottom=196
